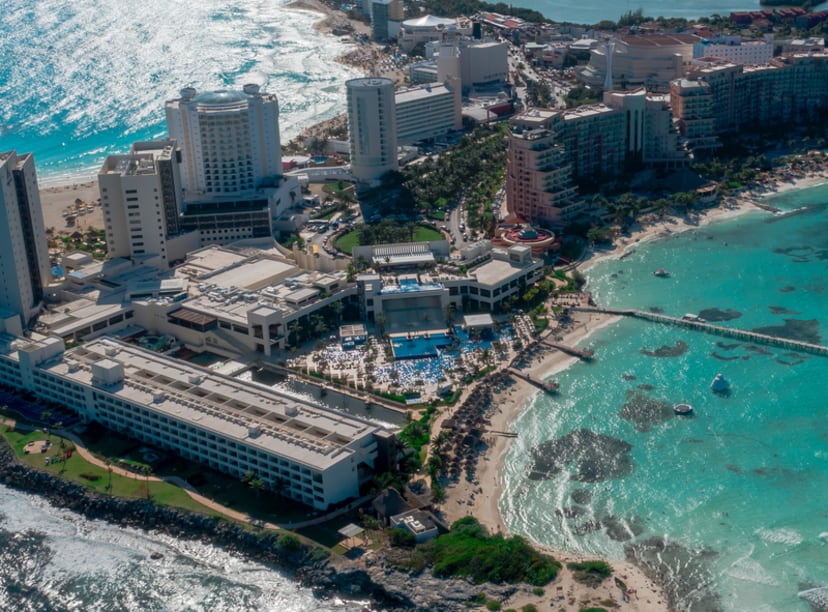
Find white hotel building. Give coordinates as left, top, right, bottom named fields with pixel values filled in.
left=346, top=77, right=398, bottom=183
left=0, top=334, right=382, bottom=510
left=394, top=80, right=462, bottom=145
left=165, top=85, right=282, bottom=199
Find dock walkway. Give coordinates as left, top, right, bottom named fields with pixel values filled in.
left=506, top=367, right=559, bottom=393
left=540, top=338, right=595, bottom=360
left=574, top=307, right=828, bottom=357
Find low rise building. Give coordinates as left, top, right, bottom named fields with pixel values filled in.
left=693, top=35, right=774, bottom=66
left=390, top=510, right=439, bottom=542
left=578, top=33, right=700, bottom=91
left=0, top=334, right=383, bottom=510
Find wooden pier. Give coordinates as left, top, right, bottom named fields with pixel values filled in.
left=488, top=430, right=518, bottom=438
left=540, top=338, right=595, bottom=360
left=507, top=368, right=559, bottom=393
left=574, top=307, right=828, bottom=358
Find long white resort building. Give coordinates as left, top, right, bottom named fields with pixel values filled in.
left=0, top=333, right=383, bottom=510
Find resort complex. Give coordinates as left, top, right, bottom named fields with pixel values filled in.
left=3, top=3, right=828, bottom=609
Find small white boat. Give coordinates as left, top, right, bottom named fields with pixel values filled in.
left=674, top=403, right=693, bottom=415
left=710, top=373, right=730, bottom=394
left=654, top=268, right=671, bottom=278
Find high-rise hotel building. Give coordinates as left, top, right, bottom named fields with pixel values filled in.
left=165, top=84, right=282, bottom=198
left=0, top=151, right=50, bottom=331
left=98, top=139, right=185, bottom=268
left=346, top=77, right=398, bottom=183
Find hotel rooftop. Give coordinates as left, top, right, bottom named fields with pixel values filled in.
left=33, top=336, right=378, bottom=470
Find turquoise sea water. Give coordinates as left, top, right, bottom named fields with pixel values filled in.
left=0, top=0, right=361, bottom=184
left=501, top=188, right=828, bottom=610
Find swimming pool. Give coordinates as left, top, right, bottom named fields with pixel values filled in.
left=391, top=333, right=452, bottom=359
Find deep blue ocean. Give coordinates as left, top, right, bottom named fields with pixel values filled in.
left=0, top=0, right=361, bottom=185
left=501, top=188, right=828, bottom=611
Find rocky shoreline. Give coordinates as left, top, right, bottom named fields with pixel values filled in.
left=0, top=443, right=520, bottom=610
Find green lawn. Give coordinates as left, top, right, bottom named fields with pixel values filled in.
left=1, top=423, right=349, bottom=551
left=334, top=229, right=362, bottom=255
left=2, top=427, right=227, bottom=516
left=413, top=227, right=442, bottom=242
left=334, top=225, right=443, bottom=255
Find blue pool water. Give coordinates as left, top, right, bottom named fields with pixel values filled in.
left=500, top=187, right=828, bottom=611
left=391, top=333, right=452, bottom=359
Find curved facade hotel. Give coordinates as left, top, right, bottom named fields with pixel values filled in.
left=346, top=77, right=398, bottom=183
left=165, top=85, right=282, bottom=197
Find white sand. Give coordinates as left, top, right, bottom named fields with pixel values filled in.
left=39, top=181, right=103, bottom=235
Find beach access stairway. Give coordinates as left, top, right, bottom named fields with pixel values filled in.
left=574, top=306, right=828, bottom=358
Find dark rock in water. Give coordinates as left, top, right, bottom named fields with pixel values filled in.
left=572, top=519, right=603, bottom=535
left=150, top=551, right=164, bottom=560
left=776, top=356, right=805, bottom=366
left=711, top=352, right=743, bottom=362
left=637, top=384, right=655, bottom=391
left=649, top=306, right=664, bottom=314
left=622, top=373, right=637, bottom=381
left=640, top=340, right=688, bottom=358
left=725, top=464, right=743, bottom=474
left=570, top=489, right=592, bottom=505
left=779, top=286, right=796, bottom=293
left=626, top=536, right=720, bottom=612
left=716, top=342, right=741, bottom=350
left=619, top=391, right=674, bottom=432
left=555, top=506, right=586, bottom=519
left=769, top=305, right=801, bottom=316
left=603, top=515, right=644, bottom=542
left=752, top=319, right=821, bottom=344
left=798, top=583, right=828, bottom=612
left=773, top=246, right=815, bottom=263
left=744, top=345, right=772, bottom=355
left=698, top=308, right=742, bottom=322
left=529, top=428, right=634, bottom=483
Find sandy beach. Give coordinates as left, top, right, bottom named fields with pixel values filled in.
left=38, top=181, right=103, bottom=235
left=435, top=173, right=827, bottom=610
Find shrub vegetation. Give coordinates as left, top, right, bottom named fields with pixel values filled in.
left=567, top=560, right=612, bottom=586
left=431, top=517, right=560, bottom=585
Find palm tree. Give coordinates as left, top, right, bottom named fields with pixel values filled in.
left=288, top=320, right=303, bottom=347
left=329, top=301, right=343, bottom=325
left=142, top=465, right=152, bottom=499
left=105, top=460, right=113, bottom=492
left=249, top=478, right=264, bottom=500
left=41, top=411, right=52, bottom=440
